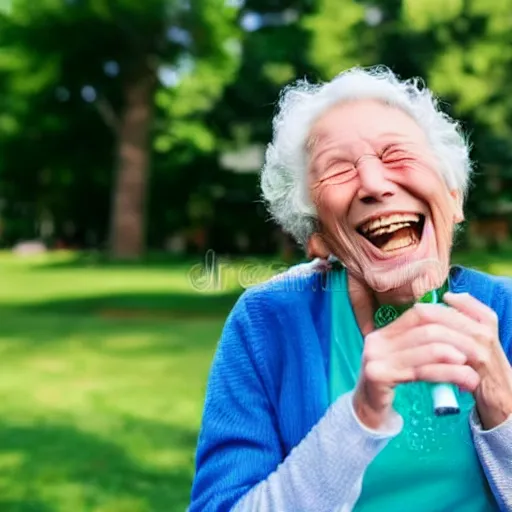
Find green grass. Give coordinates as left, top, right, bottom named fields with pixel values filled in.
left=0, top=249, right=511, bottom=511
left=0, top=251, right=253, bottom=512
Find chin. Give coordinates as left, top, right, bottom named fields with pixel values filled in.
left=361, top=260, right=447, bottom=301
left=353, top=212, right=450, bottom=299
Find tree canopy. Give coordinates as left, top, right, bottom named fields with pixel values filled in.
left=0, top=0, right=510, bottom=256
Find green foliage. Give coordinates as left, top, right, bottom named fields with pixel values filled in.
left=0, top=0, right=511, bottom=252
left=303, top=0, right=367, bottom=79
left=154, top=0, right=241, bottom=155
left=0, top=0, right=241, bottom=248
left=403, top=0, right=464, bottom=29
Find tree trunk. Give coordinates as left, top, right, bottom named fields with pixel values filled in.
left=109, top=71, right=155, bottom=260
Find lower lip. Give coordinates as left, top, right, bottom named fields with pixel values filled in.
left=360, top=217, right=431, bottom=264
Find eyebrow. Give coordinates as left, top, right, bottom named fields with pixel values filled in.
left=307, top=131, right=415, bottom=170
left=309, top=131, right=409, bottom=147
left=308, top=148, right=346, bottom=177
left=378, top=132, right=412, bottom=142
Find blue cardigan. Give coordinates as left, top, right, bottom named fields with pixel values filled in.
left=190, top=265, right=512, bottom=511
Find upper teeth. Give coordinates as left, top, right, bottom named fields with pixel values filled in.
left=360, top=213, right=420, bottom=235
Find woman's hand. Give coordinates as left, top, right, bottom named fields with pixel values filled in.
left=421, top=292, right=512, bottom=429
left=353, top=292, right=512, bottom=431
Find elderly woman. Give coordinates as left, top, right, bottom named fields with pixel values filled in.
left=189, top=66, right=512, bottom=511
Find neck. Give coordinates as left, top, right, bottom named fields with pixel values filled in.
left=347, top=274, right=377, bottom=337
left=347, top=269, right=449, bottom=335
left=373, top=264, right=448, bottom=307
left=373, top=285, right=424, bottom=307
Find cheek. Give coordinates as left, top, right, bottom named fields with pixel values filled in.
left=394, top=160, right=447, bottom=199
left=311, top=183, right=351, bottom=216
left=311, top=185, right=355, bottom=239
left=398, top=164, right=458, bottom=231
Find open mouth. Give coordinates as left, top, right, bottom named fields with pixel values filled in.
left=357, top=213, right=425, bottom=253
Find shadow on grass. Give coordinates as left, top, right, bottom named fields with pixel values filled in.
left=20, top=251, right=200, bottom=271
left=0, top=416, right=197, bottom=512
left=0, top=500, right=54, bottom=512
left=3, top=291, right=242, bottom=319
left=21, top=251, right=288, bottom=273
left=7, top=256, right=512, bottom=320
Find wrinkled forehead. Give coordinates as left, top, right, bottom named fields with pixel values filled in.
left=306, top=99, right=429, bottom=154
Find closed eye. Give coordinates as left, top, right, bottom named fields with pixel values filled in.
left=381, top=147, right=415, bottom=164
left=319, top=167, right=357, bottom=185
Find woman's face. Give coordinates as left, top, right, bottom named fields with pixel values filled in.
left=308, top=99, right=463, bottom=302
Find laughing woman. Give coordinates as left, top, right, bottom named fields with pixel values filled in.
left=189, top=67, right=512, bottom=511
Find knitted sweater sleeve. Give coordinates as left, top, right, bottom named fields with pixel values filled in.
left=469, top=275, right=512, bottom=511
left=189, top=293, right=402, bottom=512
left=470, top=412, right=512, bottom=511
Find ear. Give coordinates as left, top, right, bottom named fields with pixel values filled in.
left=307, top=232, right=330, bottom=260
left=450, top=189, right=464, bottom=224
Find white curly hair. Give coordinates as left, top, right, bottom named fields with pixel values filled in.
left=260, top=65, right=473, bottom=247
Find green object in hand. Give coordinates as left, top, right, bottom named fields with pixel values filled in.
left=373, top=281, right=459, bottom=416
left=373, top=281, right=449, bottom=328
left=374, top=304, right=399, bottom=328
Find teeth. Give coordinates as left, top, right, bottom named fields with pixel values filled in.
left=382, top=237, right=411, bottom=251
left=370, top=222, right=412, bottom=237
left=360, top=213, right=420, bottom=235
left=380, top=229, right=420, bottom=252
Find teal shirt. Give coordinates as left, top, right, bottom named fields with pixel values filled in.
left=329, top=267, right=498, bottom=511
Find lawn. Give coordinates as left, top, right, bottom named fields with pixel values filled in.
left=0, top=251, right=249, bottom=512
left=0, top=249, right=510, bottom=512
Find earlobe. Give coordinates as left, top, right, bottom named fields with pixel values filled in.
left=307, top=233, right=330, bottom=260
left=454, top=209, right=464, bottom=224
left=450, top=189, right=464, bottom=224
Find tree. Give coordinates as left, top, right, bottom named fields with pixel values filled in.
left=0, top=0, right=240, bottom=258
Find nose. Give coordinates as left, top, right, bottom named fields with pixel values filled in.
left=356, top=156, right=397, bottom=204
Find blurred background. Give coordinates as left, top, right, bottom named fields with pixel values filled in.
left=0, top=0, right=511, bottom=510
